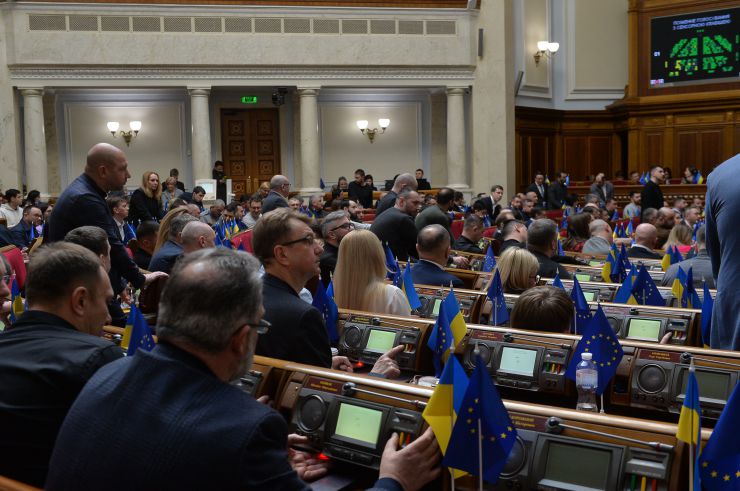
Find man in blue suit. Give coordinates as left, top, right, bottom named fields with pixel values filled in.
left=411, top=224, right=464, bottom=288
left=706, top=154, right=740, bottom=350
left=47, top=248, right=440, bottom=490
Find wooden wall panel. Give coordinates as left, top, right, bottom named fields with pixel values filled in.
left=589, top=137, right=611, bottom=176
left=700, top=130, right=723, bottom=169
left=563, top=137, right=588, bottom=181
left=645, top=132, right=663, bottom=165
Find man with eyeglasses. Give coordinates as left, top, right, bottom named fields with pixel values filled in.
left=319, top=211, right=353, bottom=288
left=261, top=174, right=291, bottom=214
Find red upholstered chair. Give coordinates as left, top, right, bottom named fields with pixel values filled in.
left=1, top=246, right=26, bottom=291
left=230, top=229, right=254, bottom=253
left=450, top=220, right=464, bottom=240
left=482, top=226, right=496, bottom=238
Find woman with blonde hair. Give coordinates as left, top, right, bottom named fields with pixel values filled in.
left=495, top=247, right=540, bottom=294
left=154, top=207, right=189, bottom=252
left=162, top=176, right=183, bottom=212
left=129, top=171, right=164, bottom=225
left=663, top=222, right=693, bottom=255
left=333, top=230, right=411, bottom=316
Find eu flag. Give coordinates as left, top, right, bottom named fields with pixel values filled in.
left=681, top=267, right=701, bottom=309
left=557, top=238, right=564, bottom=256
left=701, top=283, right=713, bottom=348
left=427, top=301, right=453, bottom=377
left=384, top=243, right=401, bottom=287
left=482, top=244, right=496, bottom=273
left=320, top=178, right=326, bottom=190
left=662, top=245, right=682, bottom=272
left=443, top=356, right=517, bottom=484
left=570, top=277, right=592, bottom=334
left=698, top=382, right=740, bottom=490
left=312, top=280, right=339, bottom=343
left=486, top=269, right=508, bottom=326
left=630, top=266, right=665, bottom=307
left=552, top=273, right=565, bottom=290
left=123, top=304, right=155, bottom=356
left=565, top=305, right=623, bottom=395
left=401, top=263, right=422, bottom=310
left=559, top=215, right=568, bottom=232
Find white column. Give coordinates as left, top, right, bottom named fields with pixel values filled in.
left=446, top=87, right=468, bottom=190
left=21, top=88, right=48, bottom=195
left=189, top=88, right=212, bottom=182
left=298, top=87, right=322, bottom=195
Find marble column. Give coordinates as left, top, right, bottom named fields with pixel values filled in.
left=298, top=87, right=322, bottom=195
left=189, top=88, right=212, bottom=182
left=446, top=87, right=468, bottom=190
left=21, top=88, right=48, bottom=195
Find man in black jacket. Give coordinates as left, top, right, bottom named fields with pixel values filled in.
left=452, top=215, right=485, bottom=254
left=371, top=189, right=423, bottom=261
left=261, top=175, right=291, bottom=214
left=627, top=223, right=663, bottom=260
left=375, top=173, right=418, bottom=217
left=0, top=243, right=123, bottom=487
left=527, top=219, right=571, bottom=279
left=546, top=171, right=569, bottom=210
left=318, top=210, right=353, bottom=287
left=525, top=172, right=548, bottom=208
left=640, top=165, right=665, bottom=220
left=347, top=168, right=373, bottom=209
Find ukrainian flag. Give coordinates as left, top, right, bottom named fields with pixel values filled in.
left=662, top=245, right=682, bottom=271
left=422, top=356, right=469, bottom=479
left=9, top=278, right=24, bottom=323
left=601, top=245, right=617, bottom=283
left=676, top=362, right=702, bottom=491
left=693, top=172, right=704, bottom=184
left=671, top=267, right=687, bottom=302
left=401, top=263, right=422, bottom=310
left=443, top=290, right=468, bottom=349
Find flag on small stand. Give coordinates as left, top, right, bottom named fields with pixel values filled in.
left=613, top=269, right=638, bottom=305
left=443, top=356, right=517, bottom=485
left=693, top=172, right=704, bottom=184
left=676, top=360, right=702, bottom=491
left=570, top=277, right=593, bottom=334
left=486, top=269, right=509, bottom=326
left=422, top=356, right=469, bottom=479
left=672, top=266, right=687, bottom=302
left=482, top=244, right=496, bottom=273
left=609, top=243, right=624, bottom=283
left=681, top=267, right=701, bottom=309
left=557, top=239, right=565, bottom=256
left=122, top=304, right=156, bottom=356
left=427, top=301, right=453, bottom=377
left=611, top=210, right=619, bottom=222
left=384, top=243, right=401, bottom=287
left=662, top=245, right=682, bottom=271
left=626, top=220, right=634, bottom=237
left=630, top=266, right=665, bottom=307
left=639, top=172, right=648, bottom=185
left=565, top=306, right=623, bottom=395
left=312, top=279, right=339, bottom=343
left=9, top=278, right=24, bottom=323
left=401, top=263, right=422, bottom=310
left=320, top=178, right=326, bottom=190
left=560, top=215, right=568, bottom=233
left=601, top=245, right=618, bottom=283
left=443, top=290, right=468, bottom=349
left=698, top=382, right=740, bottom=490
left=552, top=273, right=565, bottom=290
left=701, top=283, right=713, bottom=348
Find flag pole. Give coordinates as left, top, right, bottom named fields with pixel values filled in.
left=477, top=418, right=483, bottom=491
left=449, top=376, right=456, bottom=491
left=688, top=358, right=695, bottom=491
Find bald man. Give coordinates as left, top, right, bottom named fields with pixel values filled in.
left=180, top=221, right=216, bottom=254
left=582, top=219, right=613, bottom=255
left=261, top=175, right=291, bottom=214
left=655, top=207, right=676, bottom=249
left=628, top=223, right=662, bottom=259
left=375, top=172, right=418, bottom=217
left=49, top=143, right=165, bottom=292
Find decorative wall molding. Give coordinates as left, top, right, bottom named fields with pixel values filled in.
left=516, top=0, right=552, bottom=100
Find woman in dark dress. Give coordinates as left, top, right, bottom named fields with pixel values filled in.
left=129, top=171, right=164, bottom=226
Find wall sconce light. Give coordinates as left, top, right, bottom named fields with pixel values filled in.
left=106, top=120, right=142, bottom=146
left=533, top=41, right=559, bottom=65
left=356, top=118, right=390, bottom=143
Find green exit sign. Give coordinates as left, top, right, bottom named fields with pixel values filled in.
left=241, top=96, right=258, bottom=104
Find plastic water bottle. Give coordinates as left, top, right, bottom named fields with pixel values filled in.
left=575, top=352, right=598, bottom=412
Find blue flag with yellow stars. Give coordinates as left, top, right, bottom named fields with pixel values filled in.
left=312, top=280, right=339, bottom=343
left=384, top=243, right=401, bottom=287
left=122, top=304, right=156, bottom=356
left=552, top=273, right=565, bottom=290
left=482, top=244, right=496, bottom=273
left=427, top=301, right=453, bottom=378
left=565, top=305, right=623, bottom=395
left=487, top=269, right=509, bottom=326
left=570, top=277, right=592, bottom=334
left=701, top=283, right=713, bottom=348
left=630, top=266, right=665, bottom=307
left=443, top=356, right=517, bottom=484
left=320, top=178, right=325, bottom=190
left=698, top=382, right=740, bottom=490
left=681, top=267, right=701, bottom=309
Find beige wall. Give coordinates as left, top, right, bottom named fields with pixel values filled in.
left=520, top=0, right=549, bottom=95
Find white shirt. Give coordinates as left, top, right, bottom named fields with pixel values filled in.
left=364, top=284, right=411, bottom=317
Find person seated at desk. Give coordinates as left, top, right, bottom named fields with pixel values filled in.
left=0, top=243, right=123, bottom=487
left=563, top=212, right=592, bottom=253
left=527, top=219, right=572, bottom=280
left=411, top=225, right=464, bottom=289
left=453, top=214, right=485, bottom=254
left=628, top=224, right=663, bottom=260
left=253, top=209, right=402, bottom=377
left=319, top=210, right=353, bottom=287
left=148, top=214, right=198, bottom=274
left=129, top=171, right=164, bottom=226
left=497, top=248, right=539, bottom=295
left=132, top=221, right=158, bottom=270
left=582, top=219, right=613, bottom=256
left=46, top=248, right=441, bottom=491
left=498, top=219, right=528, bottom=254
left=9, top=204, right=42, bottom=249
left=334, top=230, right=410, bottom=316
left=510, top=285, right=573, bottom=334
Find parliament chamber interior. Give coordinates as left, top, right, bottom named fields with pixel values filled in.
left=0, top=0, right=739, bottom=490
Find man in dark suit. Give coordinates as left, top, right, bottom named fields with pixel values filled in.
left=148, top=214, right=198, bottom=273
left=640, top=165, right=665, bottom=221
left=627, top=223, right=662, bottom=260
left=9, top=204, right=42, bottom=248
left=589, top=173, right=614, bottom=207
left=479, top=184, right=504, bottom=222
left=261, top=174, right=291, bottom=214
left=412, top=225, right=464, bottom=288
left=0, top=243, right=123, bottom=487
left=546, top=171, right=569, bottom=210
left=319, top=211, right=353, bottom=287
left=371, top=189, right=423, bottom=262
left=527, top=218, right=572, bottom=279
left=415, top=168, right=431, bottom=190
left=347, top=168, right=373, bottom=208
left=525, top=172, right=548, bottom=208
left=375, top=172, right=417, bottom=217
left=46, top=248, right=442, bottom=490
left=452, top=215, right=485, bottom=254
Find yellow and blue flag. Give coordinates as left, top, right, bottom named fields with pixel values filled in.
left=631, top=266, right=665, bottom=306
left=443, top=289, right=468, bottom=349
left=671, top=266, right=687, bottom=301
left=9, top=278, right=24, bottom=323
left=486, top=269, right=508, bottom=326
left=626, top=220, right=634, bottom=237
left=482, top=244, right=496, bottom=273
left=698, top=381, right=740, bottom=490
left=427, top=301, right=453, bottom=377
left=661, top=245, right=682, bottom=271
left=122, top=304, right=155, bottom=356
left=701, top=283, right=713, bottom=348
left=693, top=172, right=704, bottom=184
left=557, top=238, right=565, bottom=256
left=601, top=244, right=617, bottom=283
left=422, top=355, right=469, bottom=479
left=401, top=263, right=422, bottom=310
left=443, top=356, right=517, bottom=484
left=613, top=268, right=638, bottom=305
left=570, top=277, right=593, bottom=335
left=565, top=305, right=623, bottom=395
left=677, top=362, right=702, bottom=491
left=681, top=267, right=701, bottom=309
left=312, top=279, right=339, bottom=343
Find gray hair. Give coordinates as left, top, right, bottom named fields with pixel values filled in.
left=321, top=210, right=349, bottom=237
left=157, top=248, right=263, bottom=353
left=589, top=219, right=609, bottom=235
left=527, top=218, right=558, bottom=249
left=213, top=199, right=225, bottom=208
left=696, top=225, right=706, bottom=246
left=169, top=214, right=198, bottom=240
left=269, top=174, right=289, bottom=190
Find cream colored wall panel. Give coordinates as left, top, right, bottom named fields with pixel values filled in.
left=566, top=0, right=627, bottom=100
left=319, top=103, right=422, bottom=185
left=520, top=0, right=550, bottom=95
left=64, top=103, right=185, bottom=189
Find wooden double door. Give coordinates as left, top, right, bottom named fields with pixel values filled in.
left=220, top=108, right=280, bottom=198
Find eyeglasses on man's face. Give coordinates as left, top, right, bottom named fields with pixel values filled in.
left=279, top=234, right=317, bottom=248
left=330, top=222, right=353, bottom=232
left=250, top=319, right=271, bottom=335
